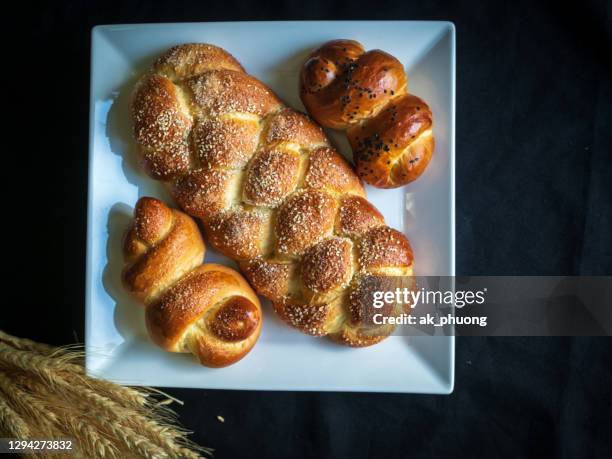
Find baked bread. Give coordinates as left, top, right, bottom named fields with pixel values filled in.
left=122, top=197, right=262, bottom=367
left=131, top=43, right=414, bottom=346
left=300, top=39, right=435, bottom=188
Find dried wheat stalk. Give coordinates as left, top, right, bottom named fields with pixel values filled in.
left=0, top=330, right=210, bottom=459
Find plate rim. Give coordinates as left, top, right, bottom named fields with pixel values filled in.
left=85, top=20, right=456, bottom=394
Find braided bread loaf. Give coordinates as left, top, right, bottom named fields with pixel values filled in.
left=300, top=39, right=435, bottom=189
left=122, top=197, right=262, bottom=367
left=131, top=43, right=414, bottom=346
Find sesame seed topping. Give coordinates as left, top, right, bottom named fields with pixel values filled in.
left=129, top=43, right=416, bottom=347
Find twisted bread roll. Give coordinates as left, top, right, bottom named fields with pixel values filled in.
left=131, top=43, right=414, bottom=346
left=300, top=39, right=435, bottom=189
left=122, top=197, right=262, bottom=367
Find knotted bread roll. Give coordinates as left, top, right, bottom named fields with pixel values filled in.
left=122, top=197, right=262, bottom=367
left=131, top=44, right=414, bottom=346
left=300, top=39, right=435, bottom=188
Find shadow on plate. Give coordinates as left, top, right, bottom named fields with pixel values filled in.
left=102, top=203, right=145, bottom=341
left=105, top=53, right=172, bottom=202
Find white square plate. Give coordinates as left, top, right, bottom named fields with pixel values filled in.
left=86, top=21, right=455, bottom=393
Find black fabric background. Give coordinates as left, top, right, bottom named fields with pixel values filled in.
left=4, top=1, right=612, bottom=458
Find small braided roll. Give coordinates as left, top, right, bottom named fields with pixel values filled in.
left=300, top=39, right=435, bottom=189
left=131, top=44, right=414, bottom=347
left=122, top=197, right=262, bottom=367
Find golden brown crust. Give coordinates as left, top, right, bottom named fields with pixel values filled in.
left=122, top=198, right=204, bottom=304
left=204, top=209, right=271, bottom=260
left=275, top=190, right=337, bottom=256
left=171, top=168, right=239, bottom=220
left=132, top=75, right=192, bottom=149
left=210, top=296, right=261, bottom=342
left=243, top=148, right=301, bottom=207
left=300, top=39, right=435, bottom=188
left=132, top=75, right=193, bottom=180
left=139, top=144, right=192, bottom=181
left=239, top=259, right=296, bottom=302
left=359, top=227, right=414, bottom=274
left=300, top=39, right=364, bottom=96
left=304, top=147, right=365, bottom=196
left=272, top=300, right=337, bottom=337
left=146, top=264, right=262, bottom=368
left=153, top=43, right=244, bottom=79
left=348, top=94, right=434, bottom=188
left=131, top=197, right=174, bottom=247
left=123, top=198, right=262, bottom=368
left=301, top=237, right=353, bottom=294
left=336, top=195, right=385, bottom=238
left=183, top=70, right=281, bottom=117
left=300, top=40, right=406, bottom=129
left=265, top=109, right=328, bottom=146
left=193, top=116, right=260, bottom=169
left=131, top=44, right=416, bottom=347
left=329, top=327, right=388, bottom=347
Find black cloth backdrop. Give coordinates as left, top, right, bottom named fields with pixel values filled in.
left=5, top=1, right=611, bottom=458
